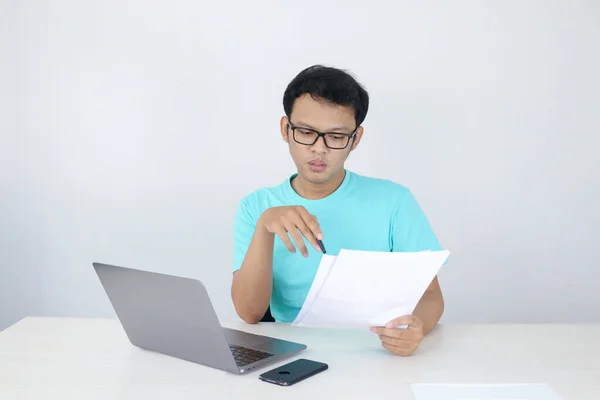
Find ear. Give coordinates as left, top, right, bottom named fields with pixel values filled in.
left=280, top=116, right=290, bottom=143
left=349, top=126, right=364, bottom=151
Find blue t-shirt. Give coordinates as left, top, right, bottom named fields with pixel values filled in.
left=232, top=170, right=444, bottom=322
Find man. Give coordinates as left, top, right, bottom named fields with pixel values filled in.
left=231, top=65, right=445, bottom=356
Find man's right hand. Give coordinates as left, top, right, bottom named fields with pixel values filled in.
left=258, top=206, right=324, bottom=257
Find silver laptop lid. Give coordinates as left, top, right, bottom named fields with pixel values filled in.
left=93, top=262, right=239, bottom=373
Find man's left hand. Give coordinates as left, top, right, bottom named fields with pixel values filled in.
left=370, top=315, right=425, bottom=356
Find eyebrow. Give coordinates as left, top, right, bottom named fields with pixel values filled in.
left=294, top=120, right=354, bottom=132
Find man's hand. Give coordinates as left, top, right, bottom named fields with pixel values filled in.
left=370, top=315, right=425, bottom=356
left=259, top=206, right=323, bottom=257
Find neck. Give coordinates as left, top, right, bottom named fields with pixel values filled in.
left=292, top=169, right=346, bottom=200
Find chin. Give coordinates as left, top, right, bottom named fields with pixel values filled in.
left=302, top=169, right=333, bottom=184
left=306, top=176, right=329, bottom=184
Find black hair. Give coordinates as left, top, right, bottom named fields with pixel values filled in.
left=283, top=65, right=369, bottom=127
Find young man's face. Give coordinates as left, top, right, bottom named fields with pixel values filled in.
left=280, top=94, right=363, bottom=185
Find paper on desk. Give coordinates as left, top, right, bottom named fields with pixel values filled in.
left=292, top=249, right=450, bottom=329
left=410, top=383, right=564, bottom=400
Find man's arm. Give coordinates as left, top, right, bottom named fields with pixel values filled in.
left=231, top=226, right=274, bottom=324
left=412, top=276, right=444, bottom=334
left=231, top=204, right=323, bottom=324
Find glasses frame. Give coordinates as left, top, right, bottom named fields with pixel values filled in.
left=287, top=120, right=357, bottom=150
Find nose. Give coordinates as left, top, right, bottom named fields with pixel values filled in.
left=311, top=135, right=328, bottom=153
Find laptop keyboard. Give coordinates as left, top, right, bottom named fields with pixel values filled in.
left=229, top=344, right=273, bottom=367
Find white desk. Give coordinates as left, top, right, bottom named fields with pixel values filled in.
left=1, top=318, right=599, bottom=399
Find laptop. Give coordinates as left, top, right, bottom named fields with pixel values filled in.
left=93, top=262, right=306, bottom=374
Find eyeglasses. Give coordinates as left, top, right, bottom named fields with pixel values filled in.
left=287, top=121, right=357, bottom=150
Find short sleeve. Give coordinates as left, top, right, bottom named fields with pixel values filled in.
left=233, top=197, right=257, bottom=273
left=391, top=190, right=444, bottom=254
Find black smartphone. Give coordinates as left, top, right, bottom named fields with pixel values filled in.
left=259, top=358, right=328, bottom=386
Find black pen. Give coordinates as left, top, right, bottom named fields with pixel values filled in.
left=317, top=239, right=326, bottom=254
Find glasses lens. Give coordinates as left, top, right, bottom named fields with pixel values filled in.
left=293, top=128, right=318, bottom=145
left=324, top=133, right=350, bottom=149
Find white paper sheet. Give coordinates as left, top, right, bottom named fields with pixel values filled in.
left=410, top=383, right=564, bottom=400
left=293, top=254, right=336, bottom=324
left=292, top=249, right=450, bottom=329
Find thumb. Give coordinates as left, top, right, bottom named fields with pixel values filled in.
left=385, top=315, right=414, bottom=329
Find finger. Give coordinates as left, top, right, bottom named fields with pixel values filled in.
left=379, top=334, right=419, bottom=349
left=385, top=315, right=414, bottom=328
left=283, top=220, right=309, bottom=257
left=297, top=208, right=324, bottom=240
left=374, top=327, right=423, bottom=342
left=381, top=341, right=414, bottom=357
left=299, top=224, right=321, bottom=253
left=288, top=211, right=320, bottom=252
left=292, top=216, right=321, bottom=253
left=274, top=226, right=296, bottom=253
left=371, top=326, right=407, bottom=337
left=385, top=315, right=422, bottom=329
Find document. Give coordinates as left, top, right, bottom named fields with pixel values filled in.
left=292, top=249, right=450, bottom=329
left=293, top=254, right=337, bottom=324
left=410, top=383, right=564, bottom=400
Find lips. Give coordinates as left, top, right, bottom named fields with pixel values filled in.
left=308, top=160, right=326, bottom=166
left=308, top=160, right=327, bottom=172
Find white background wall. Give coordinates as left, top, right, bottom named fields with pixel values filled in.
left=1, top=0, right=599, bottom=331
